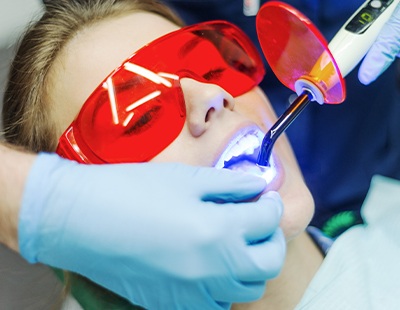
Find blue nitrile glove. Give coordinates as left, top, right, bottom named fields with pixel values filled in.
left=19, top=153, right=286, bottom=310
left=359, top=4, right=400, bottom=85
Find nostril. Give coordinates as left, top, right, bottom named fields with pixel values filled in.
left=205, top=107, right=215, bottom=122
left=224, top=98, right=235, bottom=110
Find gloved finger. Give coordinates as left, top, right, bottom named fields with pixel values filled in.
left=129, top=276, right=229, bottom=310
left=168, top=285, right=230, bottom=310
left=358, top=4, right=400, bottom=85
left=230, top=191, right=283, bottom=243
left=194, top=167, right=267, bottom=202
left=238, top=228, right=286, bottom=282
left=206, top=229, right=285, bottom=303
left=206, top=275, right=267, bottom=303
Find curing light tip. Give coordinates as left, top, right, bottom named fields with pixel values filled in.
left=257, top=91, right=312, bottom=167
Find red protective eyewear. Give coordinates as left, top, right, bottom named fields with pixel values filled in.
left=56, top=21, right=265, bottom=164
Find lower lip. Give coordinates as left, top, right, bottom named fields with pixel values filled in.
left=224, top=157, right=277, bottom=184
left=225, top=154, right=284, bottom=194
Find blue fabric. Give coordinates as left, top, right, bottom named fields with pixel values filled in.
left=162, top=0, right=400, bottom=232
left=306, top=226, right=334, bottom=256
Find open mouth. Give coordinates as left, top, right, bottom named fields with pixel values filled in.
left=214, top=129, right=277, bottom=183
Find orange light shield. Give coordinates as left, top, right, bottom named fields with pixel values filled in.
left=256, top=1, right=346, bottom=104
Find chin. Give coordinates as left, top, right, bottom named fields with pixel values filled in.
left=279, top=185, right=315, bottom=241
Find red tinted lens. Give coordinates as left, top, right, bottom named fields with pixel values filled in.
left=57, top=21, right=264, bottom=164
left=136, top=21, right=265, bottom=96
left=76, top=72, right=185, bottom=163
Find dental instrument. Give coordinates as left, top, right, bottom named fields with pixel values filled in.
left=256, top=0, right=400, bottom=167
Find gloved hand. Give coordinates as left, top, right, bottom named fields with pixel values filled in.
left=358, top=4, right=400, bottom=85
left=19, top=153, right=286, bottom=310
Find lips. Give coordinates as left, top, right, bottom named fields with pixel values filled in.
left=214, top=128, right=279, bottom=185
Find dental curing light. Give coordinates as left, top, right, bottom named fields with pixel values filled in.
left=256, top=0, right=400, bottom=167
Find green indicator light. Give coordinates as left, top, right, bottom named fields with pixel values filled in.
left=360, top=12, right=374, bottom=24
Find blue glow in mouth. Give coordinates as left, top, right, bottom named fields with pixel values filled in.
left=215, top=130, right=277, bottom=185
left=215, top=130, right=263, bottom=169
left=225, top=157, right=277, bottom=184
left=254, top=160, right=277, bottom=184
left=222, top=153, right=258, bottom=169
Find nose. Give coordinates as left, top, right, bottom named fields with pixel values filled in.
left=180, top=78, right=235, bottom=137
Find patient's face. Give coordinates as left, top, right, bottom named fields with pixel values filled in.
left=47, top=12, right=314, bottom=240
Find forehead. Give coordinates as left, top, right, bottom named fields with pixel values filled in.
left=48, top=11, right=180, bottom=137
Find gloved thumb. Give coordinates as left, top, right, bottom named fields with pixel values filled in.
left=358, top=4, right=400, bottom=85
left=193, top=167, right=266, bottom=202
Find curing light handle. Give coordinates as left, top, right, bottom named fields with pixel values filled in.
left=257, top=0, right=399, bottom=167
left=257, top=91, right=312, bottom=167
left=329, top=0, right=400, bottom=78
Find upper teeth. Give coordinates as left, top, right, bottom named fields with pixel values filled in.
left=215, top=131, right=263, bottom=169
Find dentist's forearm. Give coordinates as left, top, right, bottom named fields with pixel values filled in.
left=0, top=143, right=35, bottom=252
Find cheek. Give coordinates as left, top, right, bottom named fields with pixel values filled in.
left=273, top=133, right=315, bottom=240
left=279, top=177, right=315, bottom=241
left=237, top=89, right=315, bottom=240
left=272, top=129, right=315, bottom=240
left=149, top=126, right=218, bottom=166
left=150, top=130, right=191, bottom=163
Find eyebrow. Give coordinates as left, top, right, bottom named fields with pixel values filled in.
left=90, top=88, right=109, bottom=127
left=91, top=73, right=158, bottom=127
left=178, top=36, right=203, bottom=58
left=88, top=34, right=213, bottom=126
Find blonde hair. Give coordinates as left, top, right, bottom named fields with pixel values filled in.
left=2, top=1, right=183, bottom=308
left=3, top=0, right=183, bottom=153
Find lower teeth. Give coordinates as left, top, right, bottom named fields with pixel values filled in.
left=225, top=160, right=263, bottom=175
